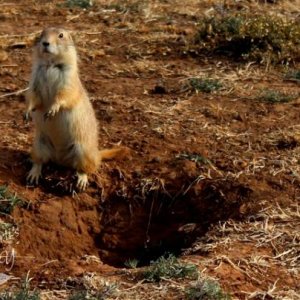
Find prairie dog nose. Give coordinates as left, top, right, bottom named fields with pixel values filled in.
left=42, top=41, right=50, bottom=47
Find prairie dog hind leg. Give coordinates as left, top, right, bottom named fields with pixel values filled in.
left=27, top=134, right=53, bottom=185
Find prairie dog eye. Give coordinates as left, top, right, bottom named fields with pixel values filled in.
left=59, top=33, right=64, bottom=39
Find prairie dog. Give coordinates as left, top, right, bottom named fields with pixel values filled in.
left=26, top=27, right=124, bottom=190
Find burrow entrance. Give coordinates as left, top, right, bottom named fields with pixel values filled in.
left=14, top=171, right=254, bottom=268
left=97, top=179, right=253, bottom=266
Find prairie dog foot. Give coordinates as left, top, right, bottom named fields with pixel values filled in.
left=23, top=110, right=33, bottom=122
left=76, top=172, right=88, bottom=191
left=27, top=163, right=42, bottom=185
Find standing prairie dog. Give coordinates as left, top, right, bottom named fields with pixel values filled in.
left=26, top=27, right=125, bottom=190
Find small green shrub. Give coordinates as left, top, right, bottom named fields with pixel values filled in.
left=195, top=14, right=300, bottom=64
left=143, top=254, right=198, bottom=282
left=186, top=279, right=231, bottom=300
left=0, top=185, right=25, bottom=214
left=259, top=90, right=297, bottom=103
left=176, top=153, right=210, bottom=165
left=65, top=0, right=93, bottom=8
left=188, top=78, right=222, bottom=93
left=285, top=70, right=300, bottom=80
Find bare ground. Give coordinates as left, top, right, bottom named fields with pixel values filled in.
left=0, top=0, right=299, bottom=299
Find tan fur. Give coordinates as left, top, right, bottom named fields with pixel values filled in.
left=26, top=27, right=125, bottom=190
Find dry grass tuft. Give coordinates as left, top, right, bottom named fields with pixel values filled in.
left=185, top=203, right=300, bottom=299
left=1, top=274, right=40, bottom=300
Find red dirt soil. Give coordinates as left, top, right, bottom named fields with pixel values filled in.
left=0, top=0, right=299, bottom=298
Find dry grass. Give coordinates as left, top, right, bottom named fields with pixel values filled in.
left=0, top=1, right=299, bottom=299
left=0, top=273, right=40, bottom=300
left=185, top=203, right=300, bottom=299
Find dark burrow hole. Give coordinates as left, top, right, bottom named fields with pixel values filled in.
left=96, top=179, right=254, bottom=267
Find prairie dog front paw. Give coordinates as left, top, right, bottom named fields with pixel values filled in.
left=44, top=103, right=61, bottom=120
left=23, top=110, right=33, bottom=122
left=27, top=163, right=42, bottom=185
left=76, top=172, right=88, bottom=191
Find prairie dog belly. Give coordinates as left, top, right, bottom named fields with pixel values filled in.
left=34, top=110, right=72, bottom=143
left=32, top=100, right=98, bottom=165
left=33, top=64, right=66, bottom=110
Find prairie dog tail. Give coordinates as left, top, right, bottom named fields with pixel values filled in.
left=99, top=147, right=130, bottom=161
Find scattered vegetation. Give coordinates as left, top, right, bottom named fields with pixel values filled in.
left=186, top=279, right=231, bottom=300
left=285, top=70, right=300, bottom=81
left=143, top=254, right=198, bottom=282
left=176, top=153, right=210, bottom=165
left=104, top=1, right=143, bottom=13
left=0, top=185, right=25, bottom=215
left=0, top=275, right=40, bottom=300
left=68, top=291, right=101, bottom=300
left=0, top=221, right=16, bottom=242
left=195, top=13, right=300, bottom=64
left=65, top=0, right=93, bottom=9
left=68, top=284, right=117, bottom=300
left=68, top=291, right=87, bottom=300
left=187, top=78, right=222, bottom=93
left=258, top=90, right=297, bottom=103
left=124, top=258, right=139, bottom=268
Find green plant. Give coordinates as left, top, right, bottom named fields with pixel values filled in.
left=195, top=14, right=300, bottom=64
left=259, top=90, right=297, bottom=103
left=285, top=70, right=300, bottom=80
left=176, top=153, right=210, bottom=165
left=68, top=291, right=88, bottom=300
left=188, top=78, right=222, bottom=93
left=143, top=254, right=198, bottom=282
left=65, top=0, right=93, bottom=8
left=186, top=279, right=231, bottom=300
left=0, top=185, right=25, bottom=214
left=124, top=258, right=139, bottom=268
left=0, top=275, right=40, bottom=300
left=68, top=288, right=116, bottom=300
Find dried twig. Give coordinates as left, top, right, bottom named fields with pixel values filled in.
left=0, top=87, right=28, bottom=99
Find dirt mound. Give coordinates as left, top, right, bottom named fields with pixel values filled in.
left=13, top=162, right=255, bottom=271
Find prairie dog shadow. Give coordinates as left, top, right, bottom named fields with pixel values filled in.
left=0, top=146, right=96, bottom=196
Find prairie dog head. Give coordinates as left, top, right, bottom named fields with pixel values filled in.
left=35, top=28, right=77, bottom=66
